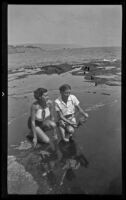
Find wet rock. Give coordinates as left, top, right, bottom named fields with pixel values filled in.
left=8, top=156, right=39, bottom=194
left=15, top=74, right=29, bottom=80
left=101, top=92, right=110, bottom=96
left=14, top=140, right=32, bottom=150
left=15, top=152, right=53, bottom=194
left=41, top=63, right=72, bottom=75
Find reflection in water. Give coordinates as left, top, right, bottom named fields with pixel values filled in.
left=25, top=135, right=89, bottom=193
left=8, top=48, right=121, bottom=194
left=55, top=138, right=89, bottom=193
left=58, top=138, right=89, bottom=168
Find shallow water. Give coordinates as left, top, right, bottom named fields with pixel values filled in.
left=104, top=66, right=116, bottom=70
left=95, top=75, right=118, bottom=79
left=8, top=46, right=121, bottom=70
left=8, top=47, right=122, bottom=194
left=8, top=70, right=121, bottom=194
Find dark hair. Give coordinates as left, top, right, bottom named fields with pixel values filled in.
left=34, top=88, right=47, bottom=100
left=59, top=84, right=71, bottom=93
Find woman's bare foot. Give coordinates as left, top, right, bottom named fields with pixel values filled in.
left=63, top=137, right=69, bottom=142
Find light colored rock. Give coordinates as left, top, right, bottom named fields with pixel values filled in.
left=8, top=155, right=16, bottom=165
left=8, top=157, right=38, bottom=194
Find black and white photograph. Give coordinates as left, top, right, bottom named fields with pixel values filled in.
left=7, top=5, right=122, bottom=194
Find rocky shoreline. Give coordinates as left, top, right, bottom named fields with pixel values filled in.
left=8, top=59, right=121, bottom=86
left=8, top=56, right=121, bottom=194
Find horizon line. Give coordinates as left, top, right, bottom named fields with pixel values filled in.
left=8, top=43, right=121, bottom=48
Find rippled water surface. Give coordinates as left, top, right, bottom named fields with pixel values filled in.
left=8, top=46, right=122, bottom=194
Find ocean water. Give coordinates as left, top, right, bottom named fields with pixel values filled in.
left=8, top=46, right=121, bottom=69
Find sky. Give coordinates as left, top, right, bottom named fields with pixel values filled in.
left=8, top=5, right=122, bottom=47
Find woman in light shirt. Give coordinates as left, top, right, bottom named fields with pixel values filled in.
left=28, top=88, right=57, bottom=148
left=55, top=84, right=88, bottom=142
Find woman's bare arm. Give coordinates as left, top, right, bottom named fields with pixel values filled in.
left=75, top=104, right=89, bottom=118
left=57, top=110, right=76, bottom=126
left=31, top=104, right=37, bottom=139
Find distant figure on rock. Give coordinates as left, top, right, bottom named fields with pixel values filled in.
left=83, top=66, right=88, bottom=74
left=95, top=81, right=98, bottom=86
left=84, top=66, right=89, bottom=71
left=91, top=75, right=94, bottom=80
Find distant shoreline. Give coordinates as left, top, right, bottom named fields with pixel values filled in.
left=8, top=43, right=121, bottom=49
left=8, top=45, right=121, bottom=55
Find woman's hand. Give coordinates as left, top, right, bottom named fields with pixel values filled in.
left=84, top=112, right=89, bottom=118
left=69, top=121, right=78, bottom=128
left=78, top=116, right=87, bottom=125
left=72, top=123, right=78, bottom=128
left=33, top=137, right=37, bottom=148
left=76, top=105, right=89, bottom=119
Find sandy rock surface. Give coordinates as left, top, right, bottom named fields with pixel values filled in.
left=8, top=156, right=39, bottom=194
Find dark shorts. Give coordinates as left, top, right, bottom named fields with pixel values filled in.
left=28, top=116, right=45, bottom=130
left=57, top=114, right=76, bottom=128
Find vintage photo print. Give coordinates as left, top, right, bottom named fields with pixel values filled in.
left=6, top=4, right=122, bottom=195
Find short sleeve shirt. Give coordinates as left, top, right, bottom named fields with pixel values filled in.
left=55, top=94, right=79, bottom=116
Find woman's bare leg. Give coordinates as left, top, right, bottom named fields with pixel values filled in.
left=66, top=125, right=75, bottom=136
left=42, top=120, right=58, bottom=151
left=35, top=127, right=50, bottom=143
left=59, top=126, right=69, bottom=142
left=43, top=120, right=57, bottom=137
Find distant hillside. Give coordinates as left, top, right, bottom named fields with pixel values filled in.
left=8, top=44, right=120, bottom=54
left=8, top=43, right=83, bottom=54
left=30, top=43, right=83, bottom=50
left=8, top=45, right=43, bottom=54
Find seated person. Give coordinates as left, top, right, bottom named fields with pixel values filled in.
left=28, top=88, right=57, bottom=148
left=55, top=84, right=88, bottom=142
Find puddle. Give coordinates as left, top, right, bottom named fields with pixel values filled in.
left=116, top=72, right=121, bottom=75
left=97, top=67, right=104, bottom=69
left=104, top=66, right=116, bottom=70
left=70, top=67, right=82, bottom=72
left=95, top=75, right=117, bottom=79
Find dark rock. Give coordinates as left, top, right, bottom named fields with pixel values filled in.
left=101, top=93, right=110, bottom=96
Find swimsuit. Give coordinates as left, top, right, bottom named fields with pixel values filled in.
left=35, top=107, right=50, bottom=121
left=28, top=107, right=50, bottom=130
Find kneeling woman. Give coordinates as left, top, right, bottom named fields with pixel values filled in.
left=28, top=88, right=57, bottom=148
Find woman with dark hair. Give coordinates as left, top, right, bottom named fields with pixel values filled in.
left=55, top=84, right=88, bottom=142
left=28, top=88, right=57, bottom=148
